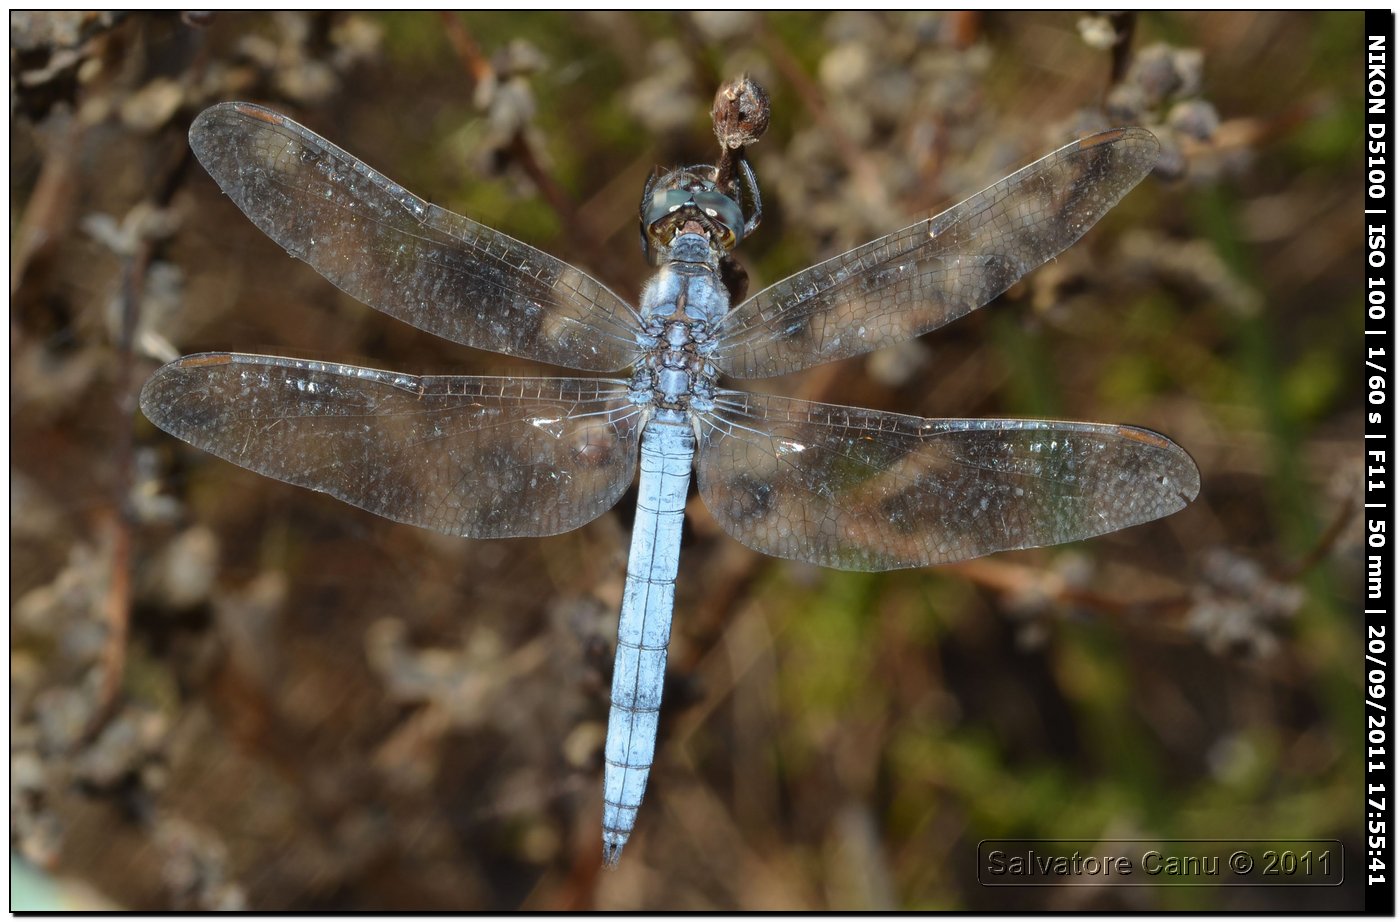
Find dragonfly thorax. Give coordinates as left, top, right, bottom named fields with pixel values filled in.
left=630, top=316, right=719, bottom=414
left=631, top=257, right=727, bottom=414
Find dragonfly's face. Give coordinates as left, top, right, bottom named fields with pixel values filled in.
left=640, top=168, right=745, bottom=265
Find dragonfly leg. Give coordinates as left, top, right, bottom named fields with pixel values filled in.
left=736, top=157, right=762, bottom=238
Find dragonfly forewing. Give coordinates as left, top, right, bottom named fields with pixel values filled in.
left=189, top=103, right=642, bottom=372
left=713, top=127, right=1160, bottom=378
left=696, top=390, right=1199, bottom=571
left=140, top=354, right=643, bottom=538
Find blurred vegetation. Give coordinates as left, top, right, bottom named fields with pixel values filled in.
left=10, top=10, right=1366, bottom=910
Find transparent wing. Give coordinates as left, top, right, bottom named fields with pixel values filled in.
left=140, top=353, right=643, bottom=538
left=713, top=128, right=1159, bottom=378
left=189, top=102, right=642, bottom=372
left=697, top=391, right=1198, bottom=571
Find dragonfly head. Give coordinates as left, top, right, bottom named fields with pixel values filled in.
left=639, top=166, right=746, bottom=265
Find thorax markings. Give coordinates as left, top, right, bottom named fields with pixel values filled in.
left=630, top=234, right=728, bottom=417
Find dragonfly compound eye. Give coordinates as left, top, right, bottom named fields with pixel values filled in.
left=640, top=172, right=746, bottom=257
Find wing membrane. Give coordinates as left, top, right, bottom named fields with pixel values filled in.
left=714, top=128, right=1159, bottom=378
left=189, top=103, right=641, bottom=372
left=697, top=391, right=1198, bottom=571
left=140, top=353, right=642, bottom=538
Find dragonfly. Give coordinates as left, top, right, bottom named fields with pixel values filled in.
left=140, top=98, right=1199, bottom=868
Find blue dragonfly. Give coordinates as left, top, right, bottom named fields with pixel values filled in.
left=140, top=100, right=1199, bottom=867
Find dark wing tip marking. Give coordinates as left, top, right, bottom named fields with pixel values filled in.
left=1078, top=126, right=1129, bottom=148
left=1077, top=125, right=1157, bottom=147
left=174, top=352, right=236, bottom=368
left=230, top=102, right=283, bottom=125
left=1114, top=424, right=1172, bottom=449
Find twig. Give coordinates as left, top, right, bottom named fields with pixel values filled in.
left=86, top=234, right=149, bottom=740
left=85, top=131, right=194, bottom=742
left=438, top=11, right=493, bottom=87
left=711, top=75, right=769, bottom=192
left=949, top=557, right=1192, bottom=620
left=11, top=120, right=80, bottom=299
left=947, top=11, right=981, bottom=50
left=1278, top=493, right=1359, bottom=582
left=438, top=13, right=578, bottom=228
left=1105, top=12, right=1137, bottom=93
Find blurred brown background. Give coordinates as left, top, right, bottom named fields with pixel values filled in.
left=10, top=11, right=1365, bottom=910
